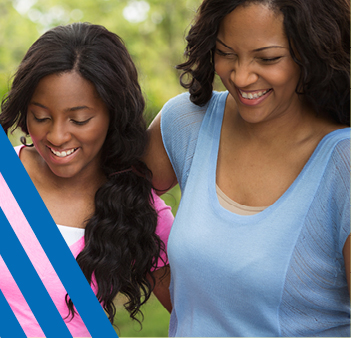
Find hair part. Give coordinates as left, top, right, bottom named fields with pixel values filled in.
left=1, top=22, right=166, bottom=325
left=177, top=0, right=350, bottom=125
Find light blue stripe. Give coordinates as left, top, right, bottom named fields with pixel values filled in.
left=0, top=207, right=72, bottom=337
left=0, top=289, right=27, bottom=338
left=0, top=128, right=118, bottom=337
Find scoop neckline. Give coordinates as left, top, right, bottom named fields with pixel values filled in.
left=207, top=91, right=349, bottom=222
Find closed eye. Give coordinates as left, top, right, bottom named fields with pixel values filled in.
left=71, top=117, right=93, bottom=126
left=260, top=56, right=282, bottom=63
left=33, top=115, right=49, bottom=123
left=215, top=49, right=235, bottom=57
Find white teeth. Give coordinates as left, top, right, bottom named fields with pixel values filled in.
left=240, top=89, right=270, bottom=100
left=50, top=148, right=77, bottom=157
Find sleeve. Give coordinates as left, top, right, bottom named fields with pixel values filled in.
left=14, top=145, right=24, bottom=156
left=332, top=138, right=351, bottom=253
left=160, top=92, right=208, bottom=192
left=152, top=190, right=174, bottom=269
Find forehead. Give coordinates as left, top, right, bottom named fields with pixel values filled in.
left=31, top=72, right=102, bottom=107
left=217, top=3, right=287, bottom=49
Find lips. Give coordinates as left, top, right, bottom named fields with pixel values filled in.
left=236, top=88, right=273, bottom=106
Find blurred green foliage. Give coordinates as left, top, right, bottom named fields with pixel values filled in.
left=0, top=0, right=204, bottom=147
left=114, top=294, right=170, bottom=337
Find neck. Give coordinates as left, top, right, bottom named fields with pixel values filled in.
left=229, top=98, right=321, bottom=146
left=39, top=158, right=107, bottom=195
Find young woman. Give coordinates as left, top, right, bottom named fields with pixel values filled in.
left=0, top=22, right=173, bottom=337
left=146, top=0, right=350, bottom=336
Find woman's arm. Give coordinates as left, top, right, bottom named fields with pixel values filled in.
left=147, top=265, right=172, bottom=313
left=145, top=112, right=177, bottom=195
left=343, top=235, right=350, bottom=297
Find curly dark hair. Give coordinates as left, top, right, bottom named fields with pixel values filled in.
left=177, top=0, right=350, bottom=125
left=0, top=23, right=165, bottom=324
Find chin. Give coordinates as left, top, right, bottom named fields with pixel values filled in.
left=49, top=167, right=79, bottom=179
left=239, top=111, right=270, bottom=124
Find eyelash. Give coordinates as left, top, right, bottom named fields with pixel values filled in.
left=215, top=49, right=234, bottom=57
left=216, top=49, right=282, bottom=63
left=71, top=118, right=91, bottom=126
left=33, top=116, right=48, bottom=123
left=33, top=115, right=92, bottom=125
left=260, top=57, right=282, bottom=63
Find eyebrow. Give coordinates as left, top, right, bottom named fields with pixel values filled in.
left=216, top=38, right=286, bottom=52
left=30, top=102, right=48, bottom=109
left=30, top=102, right=91, bottom=112
left=66, top=106, right=91, bottom=112
left=216, top=39, right=234, bottom=50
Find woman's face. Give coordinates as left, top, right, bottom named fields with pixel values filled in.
left=214, top=3, right=302, bottom=124
left=27, top=71, right=110, bottom=179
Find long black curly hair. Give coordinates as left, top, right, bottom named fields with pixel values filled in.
left=177, top=0, right=350, bottom=126
left=0, top=22, right=165, bottom=324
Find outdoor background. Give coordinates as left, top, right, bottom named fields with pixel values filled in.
left=0, top=0, right=216, bottom=336
left=0, top=0, right=204, bottom=129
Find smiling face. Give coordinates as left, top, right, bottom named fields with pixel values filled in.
left=27, top=71, right=110, bottom=179
left=214, top=3, right=302, bottom=124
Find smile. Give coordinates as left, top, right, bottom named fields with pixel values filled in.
left=49, top=147, right=78, bottom=158
left=238, top=89, right=272, bottom=100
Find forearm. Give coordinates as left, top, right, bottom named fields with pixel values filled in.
left=147, top=265, right=172, bottom=313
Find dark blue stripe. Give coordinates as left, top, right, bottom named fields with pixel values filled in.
left=0, top=128, right=118, bottom=337
left=0, top=207, right=72, bottom=337
left=0, top=289, right=27, bottom=338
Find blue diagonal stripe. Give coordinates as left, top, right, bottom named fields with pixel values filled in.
left=0, top=289, right=27, bottom=338
left=0, top=128, right=118, bottom=337
left=0, top=207, right=72, bottom=337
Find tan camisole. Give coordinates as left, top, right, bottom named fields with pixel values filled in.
left=216, top=184, right=267, bottom=215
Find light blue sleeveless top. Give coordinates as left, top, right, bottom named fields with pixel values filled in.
left=161, top=91, right=350, bottom=337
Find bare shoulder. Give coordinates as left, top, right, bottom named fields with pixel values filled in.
left=300, top=111, right=349, bottom=150
left=315, top=112, right=349, bottom=135
left=19, top=146, right=45, bottom=182
left=20, top=146, right=39, bottom=164
left=145, top=112, right=177, bottom=195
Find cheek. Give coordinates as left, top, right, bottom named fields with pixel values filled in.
left=27, top=123, right=42, bottom=143
left=214, top=57, right=229, bottom=78
left=84, top=121, right=109, bottom=147
left=276, top=61, right=300, bottom=87
left=26, top=119, right=33, bottom=136
left=266, top=66, right=299, bottom=90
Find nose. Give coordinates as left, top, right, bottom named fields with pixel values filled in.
left=46, top=121, right=71, bottom=146
left=230, top=61, right=259, bottom=88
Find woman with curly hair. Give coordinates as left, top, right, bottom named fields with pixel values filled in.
left=146, top=0, right=350, bottom=336
left=0, top=22, right=173, bottom=336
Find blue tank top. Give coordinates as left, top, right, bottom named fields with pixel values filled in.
left=161, top=91, right=350, bottom=337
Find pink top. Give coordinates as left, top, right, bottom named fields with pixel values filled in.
left=0, top=146, right=173, bottom=337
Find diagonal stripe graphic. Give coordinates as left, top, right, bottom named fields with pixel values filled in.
left=0, top=289, right=26, bottom=338
left=0, top=128, right=118, bottom=337
left=0, top=207, right=72, bottom=337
